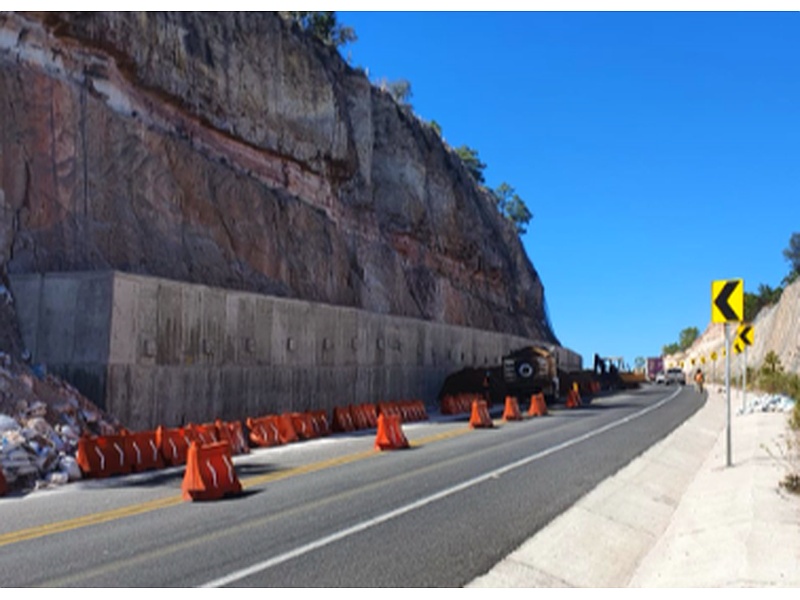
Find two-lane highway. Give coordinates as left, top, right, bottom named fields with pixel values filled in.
left=0, top=384, right=704, bottom=587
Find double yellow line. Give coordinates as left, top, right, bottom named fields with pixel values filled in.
left=0, top=425, right=472, bottom=548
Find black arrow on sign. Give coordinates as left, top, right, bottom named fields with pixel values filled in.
left=739, top=325, right=752, bottom=346
left=714, top=280, right=740, bottom=321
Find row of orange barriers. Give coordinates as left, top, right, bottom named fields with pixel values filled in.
left=247, top=400, right=427, bottom=447
left=441, top=393, right=484, bottom=415
left=470, top=393, right=550, bottom=429
left=76, top=419, right=250, bottom=478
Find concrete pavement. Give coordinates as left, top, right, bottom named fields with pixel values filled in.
left=468, top=387, right=800, bottom=587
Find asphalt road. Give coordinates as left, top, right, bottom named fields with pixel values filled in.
left=0, top=383, right=703, bottom=587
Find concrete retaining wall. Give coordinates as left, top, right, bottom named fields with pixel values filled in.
left=10, top=271, right=582, bottom=430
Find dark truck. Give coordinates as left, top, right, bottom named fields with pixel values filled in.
left=500, top=346, right=558, bottom=402
left=438, top=346, right=558, bottom=407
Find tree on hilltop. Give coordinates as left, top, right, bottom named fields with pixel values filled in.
left=281, top=12, right=357, bottom=49
left=783, top=232, right=800, bottom=285
left=493, top=182, right=533, bottom=235
left=455, top=145, right=486, bottom=184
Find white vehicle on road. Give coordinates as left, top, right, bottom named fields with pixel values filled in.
left=664, top=368, right=686, bottom=385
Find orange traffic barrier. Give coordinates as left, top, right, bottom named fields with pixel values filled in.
left=442, top=394, right=474, bottom=415
left=566, top=389, right=582, bottom=409
left=359, top=403, right=378, bottom=428
left=156, top=426, right=194, bottom=466
left=0, top=467, right=6, bottom=497
left=215, top=420, right=249, bottom=455
left=403, top=400, right=428, bottom=422
left=277, top=413, right=299, bottom=444
left=377, top=401, right=401, bottom=419
left=374, top=413, right=409, bottom=450
left=528, top=393, right=548, bottom=417
left=290, top=412, right=318, bottom=440
left=189, top=423, right=219, bottom=446
left=502, top=396, right=523, bottom=421
left=332, top=406, right=356, bottom=432
left=246, top=416, right=282, bottom=447
left=469, top=400, right=494, bottom=428
left=76, top=434, right=131, bottom=478
left=125, top=430, right=165, bottom=472
left=181, top=441, right=242, bottom=501
left=309, top=410, right=331, bottom=437
left=348, top=405, right=369, bottom=430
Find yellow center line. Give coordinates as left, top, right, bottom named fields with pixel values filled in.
left=0, top=423, right=474, bottom=548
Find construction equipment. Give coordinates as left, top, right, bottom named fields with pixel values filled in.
left=592, top=354, right=644, bottom=389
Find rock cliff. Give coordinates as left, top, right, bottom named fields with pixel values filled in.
left=0, top=11, right=557, bottom=357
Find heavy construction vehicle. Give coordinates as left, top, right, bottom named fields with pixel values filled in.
left=592, top=354, right=644, bottom=389
left=500, top=346, right=559, bottom=402
left=438, top=345, right=559, bottom=407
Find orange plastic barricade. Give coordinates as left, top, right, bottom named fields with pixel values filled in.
left=469, top=400, right=493, bottom=429
left=347, top=405, right=368, bottom=431
left=502, top=396, right=523, bottom=421
left=360, top=404, right=378, bottom=428
left=566, top=389, right=582, bottom=409
left=189, top=423, right=219, bottom=446
left=410, top=400, right=429, bottom=422
left=374, top=414, right=409, bottom=451
left=309, top=411, right=331, bottom=437
left=156, top=426, right=194, bottom=466
left=290, top=412, right=317, bottom=440
left=181, top=441, right=242, bottom=501
left=215, top=420, right=249, bottom=455
left=377, top=402, right=401, bottom=419
left=126, top=431, right=165, bottom=472
left=528, top=393, right=548, bottom=417
left=276, top=413, right=299, bottom=444
left=76, top=434, right=131, bottom=478
left=246, top=416, right=282, bottom=447
left=332, top=406, right=355, bottom=433
left=0, top=467, right=6, bottom=496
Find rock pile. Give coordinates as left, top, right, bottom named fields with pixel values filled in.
left=737, top=392, right=797, bottom=415
left=0, top=352, right=122, bottom=493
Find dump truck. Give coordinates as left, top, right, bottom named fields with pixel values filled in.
left=438, top=345, right=559, bottom=409
left=499, top=346, right=559, bottom=402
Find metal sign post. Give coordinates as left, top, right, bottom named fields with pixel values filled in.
left=725, top=322, right=732, bottom=467
left=743, top=346, right=748, bottom=413
left=713, top=278, right=742, bottom=469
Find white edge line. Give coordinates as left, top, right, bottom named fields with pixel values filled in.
left=200, top=386, right=684, bottom=588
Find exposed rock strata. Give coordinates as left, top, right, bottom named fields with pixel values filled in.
left=0, top=11, right=557, bottom=359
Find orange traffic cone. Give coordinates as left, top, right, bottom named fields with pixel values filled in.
left=182, top=441, right=242, bottom=501
left=469, top=400, right=494, bottom=428
left=528, top=393, right=548, bottom=417
left=502, top=396, right=523, bottom=421
left=374, top=413, right=409, bottom=450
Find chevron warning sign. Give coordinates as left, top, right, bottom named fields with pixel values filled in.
left=711, top=279, right=743, bottom=323
left=737, top=324, right=754, bottom=346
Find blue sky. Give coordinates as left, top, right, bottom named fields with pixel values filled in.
left=337, top=11, right=799, bottom=368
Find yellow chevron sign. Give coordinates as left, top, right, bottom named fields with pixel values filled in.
left=712, top=279, right=743, bottom=323
left=737, top=324, right=754, bottom=347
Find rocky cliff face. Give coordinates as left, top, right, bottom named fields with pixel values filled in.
left=0, top=11, right=557, bottom=356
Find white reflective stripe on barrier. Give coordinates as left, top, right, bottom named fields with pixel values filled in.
left=94, top=446, right=105, bottom=471
left=206, top=460, right=218, bottom=489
